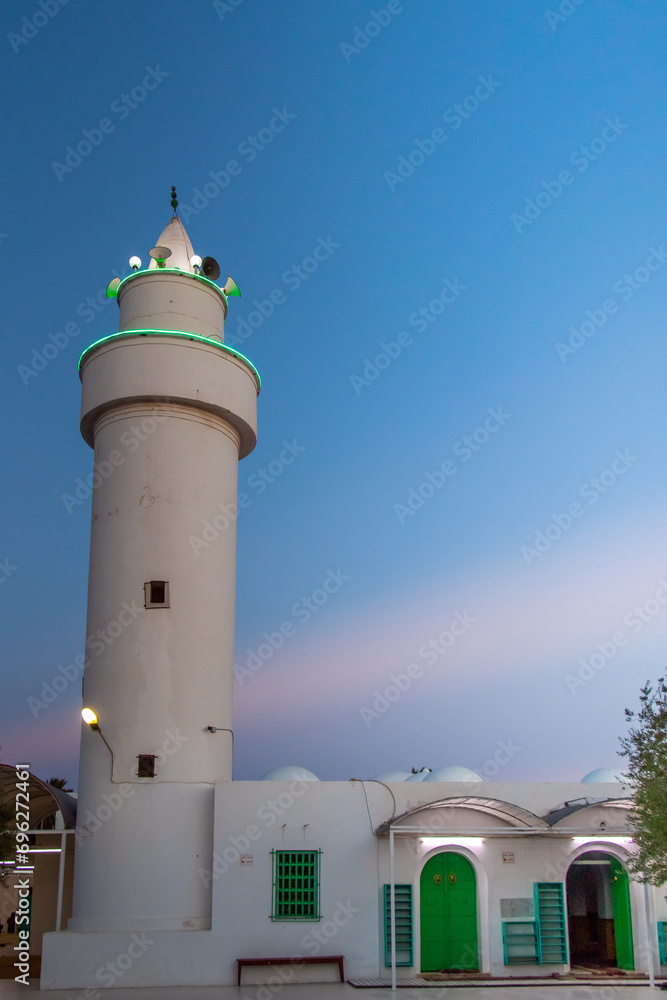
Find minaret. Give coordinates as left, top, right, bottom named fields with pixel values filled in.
left=68, top=192, right=259, bottom=932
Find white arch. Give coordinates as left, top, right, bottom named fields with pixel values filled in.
left=568, top=839, right=632, bottom=865
left=565, top=840, right=645, bottom=974
left=415, top=844, right=490, bottom=975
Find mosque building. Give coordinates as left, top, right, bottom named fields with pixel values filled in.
left=28, top=200, right=667, bottom=989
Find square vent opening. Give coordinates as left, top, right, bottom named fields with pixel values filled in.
left=145, top=580, right=169, bottom=608
left=137, top=754, right=156, bottom=778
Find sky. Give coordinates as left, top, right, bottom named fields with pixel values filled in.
left=1, top=0, right=666, bottom=788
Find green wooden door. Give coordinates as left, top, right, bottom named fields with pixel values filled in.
left=420, top=852, right=478, bottom=971
left=610, top=857, right=634, bottom=970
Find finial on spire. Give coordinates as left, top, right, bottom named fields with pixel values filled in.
left=170, top=185, right=178, bottom=216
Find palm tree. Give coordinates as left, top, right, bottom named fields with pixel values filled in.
left=47, top=778, right=73, bottom=792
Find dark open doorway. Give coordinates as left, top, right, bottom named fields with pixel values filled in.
left=566, top=850, right=634, bottom=971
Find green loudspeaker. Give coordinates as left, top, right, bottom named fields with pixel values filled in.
left=223, top=276, right=241, bottom=298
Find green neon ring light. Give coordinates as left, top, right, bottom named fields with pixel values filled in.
left=78, top=329, right=261, bottom=389
left=116, top=267, right=230, bottom=303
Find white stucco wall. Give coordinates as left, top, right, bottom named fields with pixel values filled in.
left=41, top=778, right=646, bottom=989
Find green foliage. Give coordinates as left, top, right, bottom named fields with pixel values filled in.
left=619, top=677, right=667, bottom=884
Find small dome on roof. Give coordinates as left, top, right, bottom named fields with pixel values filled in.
left=424, top=766, right=484, bottom=783
left=259, top=766, right=319, bottom=781
left=405, top=770, right=431, bottom=782
left=581, top=767, right=625, bottom=784
left=372, top=771, right=411, bottom=782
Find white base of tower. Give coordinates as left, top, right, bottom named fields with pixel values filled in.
left=40, top=929, right=225, bottom=989
left=40, top=780, right=384, bottom=989
left=40, top=928, right=346, bottom=988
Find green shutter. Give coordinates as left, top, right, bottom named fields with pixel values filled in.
left=383, top=884, right=413, bottom=966
left=610, top=858, right=634, bottom=970
left=534, top=883, right=567, bottom=964
left=271, top=850, right=321, bottom=921
left=502, top=921, right=538, bottom=964
left=658, top=922, right=667, bottom=964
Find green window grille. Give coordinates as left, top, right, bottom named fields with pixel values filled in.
left=383, top=884, right=413, bottom=967
left=658, top=922, right=667, bottom=964
left=271, top=850, right=321, bottom=921
left=534, top=883, right=568, bottom=964
left=502, top=921, right=538, bottom=964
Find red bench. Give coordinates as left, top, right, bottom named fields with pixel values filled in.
left=237, top=954, right=345, bottom=985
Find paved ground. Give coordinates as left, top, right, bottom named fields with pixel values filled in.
left=4, top=980, right=666, bottom=999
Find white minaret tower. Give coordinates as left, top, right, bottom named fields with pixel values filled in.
left=68, top=192, right=258, bottom=932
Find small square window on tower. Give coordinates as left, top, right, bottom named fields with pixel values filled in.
left=144, top=580, right=170, bottom=608
left=137, top=754, right=156, bottom=778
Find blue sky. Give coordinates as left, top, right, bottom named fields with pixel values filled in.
left=1, top=0, right=666, bottom=786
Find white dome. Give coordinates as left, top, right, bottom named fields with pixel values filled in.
left=372, top=771, right=411, bottom=782
left=424, top=766, right=484, bottom=783
left=405, top=770, right=431, bottom=782
left=581, top=767, right=625, bottom=784
left=259, top=765, right=319, bottom=781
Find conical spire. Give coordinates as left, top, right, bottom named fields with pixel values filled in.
left=149, top=215, right=196, bottom=273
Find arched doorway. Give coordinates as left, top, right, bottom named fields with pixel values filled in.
left=420, top=852, right=478, bottom=971
left=566, top=851, right=634, bottom=970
